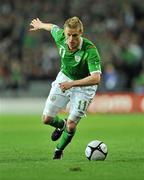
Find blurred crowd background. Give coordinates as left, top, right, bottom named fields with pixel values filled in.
left=0, top=0, right=144, bottom=97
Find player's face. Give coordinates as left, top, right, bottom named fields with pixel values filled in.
left=64, top=27, right=82, bottom=51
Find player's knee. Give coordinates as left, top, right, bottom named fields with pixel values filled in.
left=42, top=115, right=53, bottom=124
left=66, top=120, right=76, bottom=133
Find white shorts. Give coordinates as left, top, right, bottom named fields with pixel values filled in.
left=43, top=71, right=98, bottom=122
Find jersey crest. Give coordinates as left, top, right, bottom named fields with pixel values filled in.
left=74, top=55, right=81, bottom=62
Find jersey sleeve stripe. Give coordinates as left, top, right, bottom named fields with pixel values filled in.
left=90, top=71, right=102, bottom=74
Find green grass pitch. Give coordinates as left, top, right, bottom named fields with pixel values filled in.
left=0, top=113, right=144, bottom=180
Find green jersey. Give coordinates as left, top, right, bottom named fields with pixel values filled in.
left=51, top=25, right=101, bottom=80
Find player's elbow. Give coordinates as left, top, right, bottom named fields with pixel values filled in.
left=91, top=73, right=101, bottom=84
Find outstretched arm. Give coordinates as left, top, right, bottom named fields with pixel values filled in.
left=29, top=18, right=54, bottom=32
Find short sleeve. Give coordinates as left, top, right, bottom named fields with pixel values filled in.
left=87, top=47, right=101, bottom=74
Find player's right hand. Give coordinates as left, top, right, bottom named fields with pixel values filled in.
left=29, top=18, right=42, bottom=31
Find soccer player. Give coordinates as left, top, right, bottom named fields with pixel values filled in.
left=29, top=17, right=101, bottom=159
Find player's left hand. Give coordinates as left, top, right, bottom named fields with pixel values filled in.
left=59, top=81, right=73, bottom=92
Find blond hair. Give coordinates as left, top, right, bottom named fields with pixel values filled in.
left=64, top=16, right=84, bottom=33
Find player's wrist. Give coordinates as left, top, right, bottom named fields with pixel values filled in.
left=71, top=80, right=78, bottom=87
left=40, top=23, right=46, bottom=29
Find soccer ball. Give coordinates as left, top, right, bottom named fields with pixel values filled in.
left=85, top=140, right=108, bottom=161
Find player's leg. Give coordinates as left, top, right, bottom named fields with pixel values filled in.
left=42, top=100, right=64, bottom=128
left=42, top=70, right=70, bottom=140
left=53, top=118, right=79, bottom=159
left=42, top=106, right=65, bottom=129
left=42, top=93, right=69, bottom=140
left=53, top=91, right=91, bottom=159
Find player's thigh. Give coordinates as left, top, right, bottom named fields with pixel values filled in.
left=43, top=87, right=70, bottom=116
left=69, top=92, right=92, bottom=119
left=43, top=94, right=69, bottom=116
